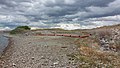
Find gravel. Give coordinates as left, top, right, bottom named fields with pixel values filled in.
left=0, top=35, right=79, bottom=68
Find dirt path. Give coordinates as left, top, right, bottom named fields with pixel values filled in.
left=0, top=36, right=79, bottom=68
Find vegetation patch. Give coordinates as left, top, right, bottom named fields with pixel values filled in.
left=72, top=29, right=120, bottom=68
left=10, top=26, right=31, bottom=34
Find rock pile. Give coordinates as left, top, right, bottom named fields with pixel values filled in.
left=98, top=28, right=120, bottom=52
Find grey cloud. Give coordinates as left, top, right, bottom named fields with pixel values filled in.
left=0, top=0, right=120, bottom=30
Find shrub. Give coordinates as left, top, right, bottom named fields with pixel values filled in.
left=16, top=26, right=31, bottom=30
left=10, top=26, right=31, bottom=34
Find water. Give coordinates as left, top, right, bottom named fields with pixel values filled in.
left=0, top=34, right=9, bottom=55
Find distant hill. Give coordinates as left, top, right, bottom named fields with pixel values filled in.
left=93, top=24, right=120, bottom=30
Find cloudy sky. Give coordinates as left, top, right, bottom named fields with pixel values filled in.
left=0, top=0, right=120, bottom=30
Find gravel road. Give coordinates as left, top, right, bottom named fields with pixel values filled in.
left=0, top=36, right=79, bottom=68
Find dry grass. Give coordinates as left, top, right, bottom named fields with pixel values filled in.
left=68, top=45, right=120, bottom=68
left=72, top=25, right=120, bottom=67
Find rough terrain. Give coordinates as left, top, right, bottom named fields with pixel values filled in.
left=0, top=35, right=79, bottom=68
left=0, top=24, right=120, bottom=68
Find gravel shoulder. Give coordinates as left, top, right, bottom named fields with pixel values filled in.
left=0, top=35, right=79, bottom=68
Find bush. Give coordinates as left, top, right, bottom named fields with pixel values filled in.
left=10, top=26, right=31, bottom=34
left=16, top=26, right=31, bottom=30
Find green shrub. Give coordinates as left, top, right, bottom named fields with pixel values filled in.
left=10, top=26, right=31, bottom=34
left=16, top=26, right=31, bottom=30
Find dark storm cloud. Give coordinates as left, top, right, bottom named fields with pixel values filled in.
left=0, top=0, right=120, bottom=30
left=0, top=0, right=17, bottom=7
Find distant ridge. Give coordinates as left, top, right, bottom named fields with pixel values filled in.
left=93, top=24, right=120, bottom=29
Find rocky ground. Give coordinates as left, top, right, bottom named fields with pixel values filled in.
left=0, top=35, right=80, bottom=68
left=91, top=28, right=120, bottom=52
left=0, top=24, right=120, bottom=68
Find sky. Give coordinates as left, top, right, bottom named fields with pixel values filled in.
left=0, top=0, right=120, bottom=30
